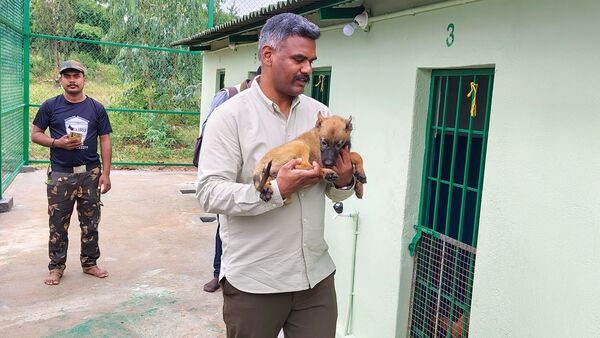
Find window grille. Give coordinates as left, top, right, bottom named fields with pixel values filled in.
left=408, top=68, right=495, bottom=337
left=311, top=69, right=331, bottom=106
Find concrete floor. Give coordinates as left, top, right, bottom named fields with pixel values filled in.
left=0, top=169, right=225, bottom=337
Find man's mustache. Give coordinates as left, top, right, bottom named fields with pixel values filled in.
left=294, top=75, right=309, bottom=82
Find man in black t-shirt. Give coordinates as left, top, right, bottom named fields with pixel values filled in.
left=32, top=60, right=113, bottom=285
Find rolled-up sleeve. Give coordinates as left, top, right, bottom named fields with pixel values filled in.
left=196, top=107, right=284, bottom=216
left=325, top=177, right=355, bottom=202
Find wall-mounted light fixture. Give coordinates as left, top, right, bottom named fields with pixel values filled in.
left=343, top=11, right=369, bottom=36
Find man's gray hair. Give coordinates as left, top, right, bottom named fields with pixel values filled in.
left=258, top=13, right=320, bottom=61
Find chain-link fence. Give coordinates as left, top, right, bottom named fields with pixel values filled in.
left=2, top=0, right=278, bottom=197
left=217, top=0, right=284, bottom=19
left=408, top=231, right=474, bottom=337
left=28, top=0, right=214, bottom=166
left=26, top=0, right=280, bottom=167
left=0, top=0, right=25, bottom=199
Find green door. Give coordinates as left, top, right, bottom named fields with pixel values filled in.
left=408, top=68, right=495, bottom=338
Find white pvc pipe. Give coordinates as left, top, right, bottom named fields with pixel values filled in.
left=336, top=211, right=359, bottom=336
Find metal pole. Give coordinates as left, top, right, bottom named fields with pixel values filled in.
left=344, top=212, right=359, bottom=335
left=30, top=33, right=201, bottom=55
left=208, top=0, right=215, bottom=28
left=23, top=0, right=31, bottom=164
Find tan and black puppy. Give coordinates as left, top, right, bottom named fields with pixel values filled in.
left=253, top=112, right=367, bottom=202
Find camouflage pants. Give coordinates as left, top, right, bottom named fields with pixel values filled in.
left=46, top=167, right=102, bottom=271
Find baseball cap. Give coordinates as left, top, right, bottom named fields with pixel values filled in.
left=59, top=60, right=87, bottom=74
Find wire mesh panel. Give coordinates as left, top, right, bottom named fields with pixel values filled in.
left=216, top=0, right=285, bottom=20
left=27, top=0, right=218, bottom=166
left=0, top=0, right=25, bottom=198
left=27, top=37, right=202, bottom=165
left=409, top=231, right=475, bottom=338
left=408, top=69, right=494, bottom=337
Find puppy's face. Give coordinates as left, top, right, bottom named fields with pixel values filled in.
left=316, top=113, right=352, bottom=168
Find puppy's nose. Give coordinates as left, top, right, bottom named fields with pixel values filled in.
left=323, top=159, right=335, bottom=167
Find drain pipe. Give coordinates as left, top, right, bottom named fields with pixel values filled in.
left=333, top=206, right=360, bottom=336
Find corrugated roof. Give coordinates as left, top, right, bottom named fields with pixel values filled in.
left=172, top=0, right=353, bottom=47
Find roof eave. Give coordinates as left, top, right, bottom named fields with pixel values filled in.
left=171, top=0, right=354, bottom=48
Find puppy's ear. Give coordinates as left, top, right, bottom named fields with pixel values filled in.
left=345, top=116, right=353, bottom=131
left=316, top=111, right=325, bottom=128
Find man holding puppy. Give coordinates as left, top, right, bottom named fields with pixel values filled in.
left=32, top=60, right=112, bottom=285
left=197, top=13, right=355, bottom=337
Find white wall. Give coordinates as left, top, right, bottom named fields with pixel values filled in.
left=199, top=0, right=600, bottom=337
left=200, top=44, right=260, bottom=116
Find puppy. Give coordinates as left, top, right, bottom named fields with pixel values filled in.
left=439, top=314, right=466, bottom=338
left=253, top=112, right=366, bottom=202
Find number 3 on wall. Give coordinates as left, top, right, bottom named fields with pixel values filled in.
left=446, top=23, right=455, bottom=47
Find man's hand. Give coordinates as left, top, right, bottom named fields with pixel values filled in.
left=98, top=173, right=111, bottom=194
left=276, top=159, right=321, bottom=199
left=55, top=134, right=82, bottom=150
left=332, top=146, right=354, bottom=188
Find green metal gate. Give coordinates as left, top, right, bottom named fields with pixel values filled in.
left=408, top=68, right=495, bottom=337
left=0, top=0, right=26, bottom=200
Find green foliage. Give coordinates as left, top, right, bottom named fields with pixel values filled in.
left=74, top=0, right=110, bottom=33
left=74, top=23, right=104, bottom=41
left=105, top=0, right=207, bottom=110
left=29, top=53, right=56, bottom=79
left=31, top=0, right=77, bottom=37
left=28, top=0, right=245, bottom=164
left=143, top=114, right=174, bottom=155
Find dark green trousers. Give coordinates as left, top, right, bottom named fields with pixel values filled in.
left=222, top=272, right=337, bottom=338
left=46, top=167, right=102, bottom=271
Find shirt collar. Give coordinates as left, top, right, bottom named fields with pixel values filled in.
left=252, top=76, right=302, bottom=117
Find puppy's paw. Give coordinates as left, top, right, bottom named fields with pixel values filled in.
left=260, top=187, right=273, bottom=202
left=354, top=183, right=363, bottom=199
left=354, top=171, right=367, bottom=184
left=324, top=172, right=339, bottom=183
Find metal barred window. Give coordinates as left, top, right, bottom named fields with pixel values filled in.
left=408, top=68, right=495, bottom=338
left=311, top=69, right=331, bottom=106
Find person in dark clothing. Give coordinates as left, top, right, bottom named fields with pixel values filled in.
left=31, top=60, right=113, bottom=286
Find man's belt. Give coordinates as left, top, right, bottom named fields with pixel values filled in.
left=51, top=161, right=100, bottom=174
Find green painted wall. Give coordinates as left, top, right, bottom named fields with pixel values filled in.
left=199, top=0, right=600, bottom=337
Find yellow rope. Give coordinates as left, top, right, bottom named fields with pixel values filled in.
left=467, top=82, right=478, bottom=117
left=314, top=75, right=325, bottom=93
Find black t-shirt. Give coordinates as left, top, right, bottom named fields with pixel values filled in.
left=33, top=95, right=112, bottom=167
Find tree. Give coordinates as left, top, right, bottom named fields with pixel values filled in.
left=29, top=0, right=244, bottom=152
left=31, top=0, right=77, bottom=68
left=105, top=0, right=214, bottom=111
left=30, top=0, right=109, bottom=65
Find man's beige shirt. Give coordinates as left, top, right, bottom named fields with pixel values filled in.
left=196, top=80, right=354, bottom=293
